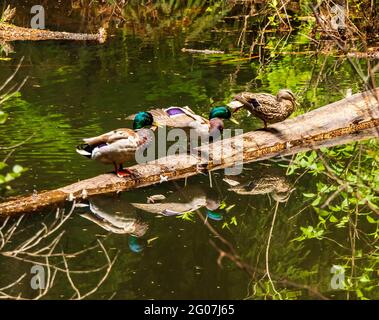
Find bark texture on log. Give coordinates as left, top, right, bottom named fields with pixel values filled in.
left=0, top=23, right=107, bottom=43
left=0, top=89, right=378, bottom=217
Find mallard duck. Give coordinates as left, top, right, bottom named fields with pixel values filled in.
left=228, top=89, right=297, bottom=128
left=127, top=106, right=238, bottom=140
left=76, top=111, right=156, bottom=177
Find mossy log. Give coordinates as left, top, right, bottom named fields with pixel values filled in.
left=0, top=89, right=378, bottom=217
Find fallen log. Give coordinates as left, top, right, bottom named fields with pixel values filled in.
left=0, top=23, right=107, bottom=43
left=0, top=89, right=378, bottom=217
left=181, top=48, right=225, bottom=54
left=347, top=49, right=379, bottom=60
left=0, top=6, right=106, bottom=43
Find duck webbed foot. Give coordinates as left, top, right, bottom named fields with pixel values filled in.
left=114, top=164, right=136, bottom=178
left=116, top=168, right=136, bottom=178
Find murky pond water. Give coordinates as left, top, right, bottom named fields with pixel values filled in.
left=0, top=2, right=377, bottom=299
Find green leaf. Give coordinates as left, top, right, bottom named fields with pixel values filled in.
left=225, top=204, right=235, bottom=213
left=311, top=196, right=321, bottom=206
left=222, top=222, right=230, bottom=230
left=359, top=274, right=370, bottom=283
left=0, top=111, right=8, bottom=124
left=0, top=162, right=7, bottom=170
left=336, top=216, right=349, bottom=228
left=366, top=215, right=377, bottom=224
left=4, top=173, right=15, bottom=182
left=147, top=237, right=159, bottom=244
left=177, top=211, right=195, bottom=222
left=12, top=164, right=24, bottom=174
left=303, top=193, right=316, bottom=198
left=218, top=200, right=227, bottom=210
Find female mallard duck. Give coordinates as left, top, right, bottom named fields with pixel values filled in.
left=127, top=106, right=238, bottom=140
left=228, top=89, right=297, bottom=128
left=76, top=111, right=156, bottom=177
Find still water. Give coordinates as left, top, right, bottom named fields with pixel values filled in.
left=0, top=3, right=376, bottom=299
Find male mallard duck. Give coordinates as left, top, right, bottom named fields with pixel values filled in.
left=76, top=111, right=156, bottom=177
left=127, top=106, right=238, bottom=140
left=228, top=89, right=298, bottom=128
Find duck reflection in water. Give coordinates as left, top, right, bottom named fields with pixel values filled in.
left=130, top=185, right=223, bottom=221
left=76, top=184, right=225, bottom=252
left=223, top=167, right=294, bottom=203
left=77, top=195, right=151, bottom=253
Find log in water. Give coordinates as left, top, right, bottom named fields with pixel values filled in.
left=0, top=89, right=378, bottom=217
left=0, top=23, right=107, bottom=43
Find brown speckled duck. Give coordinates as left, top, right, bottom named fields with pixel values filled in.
left=228, top=89, right=298, bottom=128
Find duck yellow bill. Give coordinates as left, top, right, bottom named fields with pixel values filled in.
left=230, top=117, right=240, bottom=125
left=152, top=121, right=163, bottom=128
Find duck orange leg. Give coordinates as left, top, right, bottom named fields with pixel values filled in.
left=116, top=164, right=135, bottom=178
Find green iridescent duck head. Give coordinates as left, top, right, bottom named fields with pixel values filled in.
left=133, top=112, right=154, bottom=130
left=209, top=106, right=239, bottom=125
left=209, top=106, right=231, bottom=120
left=208, top=106, right=239, bottom=140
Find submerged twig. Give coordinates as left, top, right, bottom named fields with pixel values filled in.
left=0, top=203, right=118, bottom=299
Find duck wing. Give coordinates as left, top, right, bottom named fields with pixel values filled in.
left=86, top=132, right=142, bottom=164
left=236, top=92, right=276, bottom=108
left=127, top=107, right=209, bottom=128
left=252, top=94, right=289, bottom=121
left=82, top=128, right=138, bottom=145
left=177, top=106, right=209, bottom=125
left=236, top=92, right=285, bottom=120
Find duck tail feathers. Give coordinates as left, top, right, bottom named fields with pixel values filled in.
left=76, top=144, right=93, bottom=158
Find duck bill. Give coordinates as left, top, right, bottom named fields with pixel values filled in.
left=229, top=116, right=240, bottom=125
left=152, top=121, right=163, bottom=128
left=227, top=100, right=244, bottom=113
